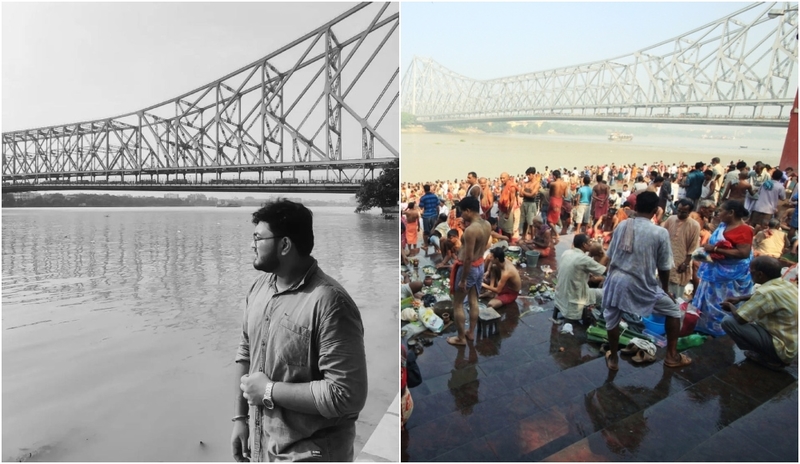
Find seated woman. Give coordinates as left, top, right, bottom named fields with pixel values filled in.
left=530, top=216, right=555, bottom=258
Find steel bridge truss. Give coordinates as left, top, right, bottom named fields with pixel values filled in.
left=402, top=2, right=798, bottom=126
left=3, top=2, right=399, bottom=184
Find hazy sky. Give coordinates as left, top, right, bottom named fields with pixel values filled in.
left=2, top=2, right=398, bottom=133
left=401, top=2, right=758, bottom=80
left=2, top=2, right=398, bottom=199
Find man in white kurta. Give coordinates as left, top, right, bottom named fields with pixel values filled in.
left=554, top=234, right=607, bottom=321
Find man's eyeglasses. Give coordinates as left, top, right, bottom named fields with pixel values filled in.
left=253, top=234, right=281, bottom=246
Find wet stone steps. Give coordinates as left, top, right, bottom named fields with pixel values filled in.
left=403, top=305, right=799, bottom=462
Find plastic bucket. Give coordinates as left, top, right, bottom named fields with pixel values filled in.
left=642, top=315, right=666, bottom=335
left=526, top=250, right=540, bottom=267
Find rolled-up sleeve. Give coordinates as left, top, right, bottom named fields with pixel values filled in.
left=310, top=290, right=368, bottom=419
left=234, top=292, right=252, bottom=364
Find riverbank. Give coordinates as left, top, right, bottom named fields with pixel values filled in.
left=401, top=234, right=798, bottom=461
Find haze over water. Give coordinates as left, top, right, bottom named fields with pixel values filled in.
left=401, top=130, right=785, bottom=182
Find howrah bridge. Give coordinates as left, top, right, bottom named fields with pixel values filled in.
left=402, top=2, right=798, bottom=128
left=3, top=2, right=399, bottom=194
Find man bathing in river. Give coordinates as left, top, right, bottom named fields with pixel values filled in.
left=447, top=196, right=492, bottom=346
left=233, top=199, right=367, bottom=461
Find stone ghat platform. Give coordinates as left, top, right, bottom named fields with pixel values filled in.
left=401, top=236, right=798, bottom=462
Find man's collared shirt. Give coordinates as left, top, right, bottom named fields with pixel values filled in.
left=737, top=278, right=798, bottom=364
left=419, top=192, right=440, bottom=218
left=235, top=259, right=367, bottom=461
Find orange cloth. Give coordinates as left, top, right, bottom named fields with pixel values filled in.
left=406, top=219, right=418, bottom=246
left=498, top=181, right=518, bottom=213
left=547, top=197, right=563, bottom=225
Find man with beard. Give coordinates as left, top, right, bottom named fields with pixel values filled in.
left=233, top=199, right=367, bottom=462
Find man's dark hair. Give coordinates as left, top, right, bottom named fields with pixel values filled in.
left=458, top=196, right=480, bottom=213
left=525, top=167, right=537, bottom=175
left=695, top=161, right=705, bottom=169
left=573, top=233, right=590, bottom=249
left=650, top=171, right=659, bottom=179
left=438, top=213, right=448, bottom=222
left=252, top=198, right=314, bottom=257
left=468, top=171, right=478, bottom=179
left=675, top=198, right=695, bottom=209
left=552, top=170, right=561, bottom=179
left=408, top=201, right=415, bottom=209
left=423, top=184, right=431, bottom=193
left=752, top=256, right=783, bottom=280
left=736, top=161, right=747, bottom=170
left=772, top=169, right=783, bottom=181
left=712, top=157, right=720, bottom=163
left=583, top=176, right=591, bottom=185
left=596, top=174, right=604, bottom=183
left=654, top=176, right=665, bottom=184
left=490, top=247, right=505, bottom=261
left=634, top=191, right=659, bottom=214
left=446, top=229, right=459, bottom=238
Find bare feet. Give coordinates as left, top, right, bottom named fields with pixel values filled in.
left=465, top=331, right=475, bottom=341
left=605, top=350, right=619, bottom=371
left=447, top=336, right=467, bottom=346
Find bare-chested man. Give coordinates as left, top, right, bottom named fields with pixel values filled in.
left=447, top=196, right=492, bottom=346
left=479, top=177, right=494, bottom=220
left=721, top=171, right=752, bottom=203
left=466, top=171, right=482, bottom=201
left=481, top=247, right=522, bottom=309
left=403, top=202, right=421, bottom=253
left=547, top=170, right=568, bottom=243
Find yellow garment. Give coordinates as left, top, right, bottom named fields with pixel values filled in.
left=753, top=229, right=786, bottom=258
left=737, top=278, right=798, bottom=364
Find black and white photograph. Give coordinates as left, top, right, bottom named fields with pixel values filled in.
left=3, top=2, right=399, bottom=461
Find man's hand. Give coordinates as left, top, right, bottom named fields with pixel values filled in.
left=720, top=301, right=737, bottom=312
left=722, top=296, right=741, bottom=307
left=231, top=420, right=250, bottom=462
left=240, top=372, right=269, bottom=406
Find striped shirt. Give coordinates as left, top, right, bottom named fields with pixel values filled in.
left=737, top=278, right=798, bottom=363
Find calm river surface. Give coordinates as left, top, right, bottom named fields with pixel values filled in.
left=2, top=206, right=398, bottom=461
left=402, top=131, right=784, bottom=182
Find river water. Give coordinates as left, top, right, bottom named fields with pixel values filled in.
left=2, top=206, right=398, bottom=461
left=401, top=131, right=785, bottom=182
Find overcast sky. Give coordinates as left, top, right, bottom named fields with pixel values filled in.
left=2, top=2, right=398, bottom=132
left=401, top=2, right=759, bottom=80
left=2, top=2, right=398, bottom=199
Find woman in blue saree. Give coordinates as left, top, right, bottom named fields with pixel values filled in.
left=693, top=200, right=754, bottom=336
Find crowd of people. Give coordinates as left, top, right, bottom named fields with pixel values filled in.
left=401, top=157, right=798, bottom=383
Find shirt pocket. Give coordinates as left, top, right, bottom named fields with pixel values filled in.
left=276, top=316, right=310, bottom=367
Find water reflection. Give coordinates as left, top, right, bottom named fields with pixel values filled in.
left=2, top=207, right=398, bottom=461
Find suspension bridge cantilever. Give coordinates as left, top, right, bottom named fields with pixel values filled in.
left=3, top=2, right=399, bottom=186
left=402, top=2, right=797, bottom=127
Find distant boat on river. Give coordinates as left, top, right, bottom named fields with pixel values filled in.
left=608, top=132, right=633, bottom=141
left=216, top=200, right=242, bottom=207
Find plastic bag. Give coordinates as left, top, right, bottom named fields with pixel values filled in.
left=417, top=307, right=444, bottom=333
left=691, top=247, right=713, bottom=263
